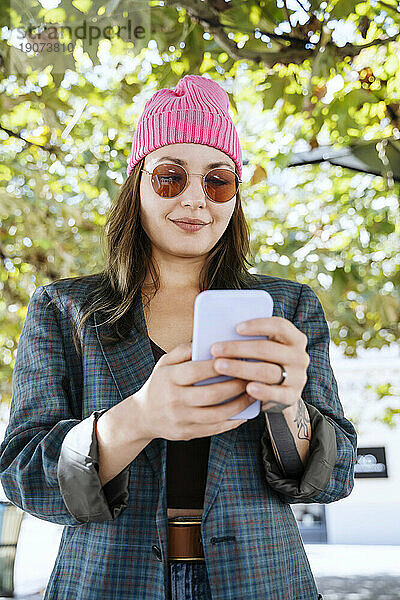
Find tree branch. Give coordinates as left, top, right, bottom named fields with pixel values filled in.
left=163, top=0, right=400, bottom=68
left=220, top=23, right=306, bottom=48
left=164, top=0, right=310, bottom=66
left=377, top=0, right=400, bottom=15
left=0, top=126, right=58, bottom=152
left=334, top=31, right=400, bottom=57
left=293, top=0, right=309, bottom=14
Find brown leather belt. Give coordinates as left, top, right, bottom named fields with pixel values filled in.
left=167, top=518, right=204, bottom=561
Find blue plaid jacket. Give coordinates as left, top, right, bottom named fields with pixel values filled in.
left=0, top=274, right=357, bottom=600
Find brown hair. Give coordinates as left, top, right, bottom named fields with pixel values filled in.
left=44, top=157, right=258, bottom=357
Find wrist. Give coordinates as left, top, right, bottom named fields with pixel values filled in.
left=97, top=394, right=154, bottom=447
left=129, top=391, right=155, bottom=443
left=282, top=401, right=298, bottom=420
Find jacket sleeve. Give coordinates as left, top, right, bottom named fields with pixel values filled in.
left=57, top=407, right=131, bottom=522
left=0, top=285, right=130, bottom=526
left=260, top=283, right=357, bottom=504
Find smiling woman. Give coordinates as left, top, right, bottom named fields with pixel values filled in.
left=0, top=74, right=356, bottom=600
left=138, top=142, right=240, bottom=293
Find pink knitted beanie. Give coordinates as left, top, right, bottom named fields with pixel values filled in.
left=126, top=74, right=242, bottom=178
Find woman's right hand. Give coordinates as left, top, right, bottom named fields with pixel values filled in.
left=134, top=342, right=254, bottom=441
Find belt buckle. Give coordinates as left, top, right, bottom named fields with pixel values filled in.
left=168, top=518, right=204, bottom=561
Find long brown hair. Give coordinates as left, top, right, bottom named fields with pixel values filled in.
left=44, top=157, right=259, bottom=357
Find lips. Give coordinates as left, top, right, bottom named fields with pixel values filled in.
left=172, top=220, right=208, bottom=232
left=172, top=219, right=209, bottom=225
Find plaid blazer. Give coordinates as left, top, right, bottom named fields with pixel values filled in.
left=0, top=273, right=357, bottom=600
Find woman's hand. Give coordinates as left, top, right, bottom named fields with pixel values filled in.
left=133, top=343, right=254, bottom=442
left=210, top=316, right=310, bottom=414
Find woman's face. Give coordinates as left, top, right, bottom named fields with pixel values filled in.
left=139, top=143, right=237, bottom=261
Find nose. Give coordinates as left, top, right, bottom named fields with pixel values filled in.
left=180, top=174, right=207, bottom=208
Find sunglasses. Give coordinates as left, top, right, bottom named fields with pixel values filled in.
left=141, top=163, right=241, bottom=203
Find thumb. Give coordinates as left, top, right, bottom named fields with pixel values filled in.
left=160, top=341, right=192, bottom=365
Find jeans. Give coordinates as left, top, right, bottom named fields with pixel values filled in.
left=167, top=560, right=324, bottom=600
left=168, top=560, right=212, bottom=600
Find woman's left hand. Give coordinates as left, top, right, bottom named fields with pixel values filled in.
left=210, top=317, right=310, bottom=413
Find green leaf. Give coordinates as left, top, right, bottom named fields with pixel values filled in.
left=71, top=0, right=93, bottom=14
left=261, top=75, right=289, bottom=110
left=329, top=0, right=358, bottom=20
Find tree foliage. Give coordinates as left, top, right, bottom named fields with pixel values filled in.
left=0, top=0, right=399, bottom=423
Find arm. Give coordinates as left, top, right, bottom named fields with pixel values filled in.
left=57, top=398, right=153, bottom=522
left=264, top=397, right=311, bottom=479
left=0, top=286, right=148, bottom=525
left=95, top=399, right=152, bottom=487
left=261, top=283, right=357, bottom=504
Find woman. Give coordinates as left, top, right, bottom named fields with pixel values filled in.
left=0, top=74, right=357, bottom=600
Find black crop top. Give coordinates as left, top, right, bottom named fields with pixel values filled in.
left=149, top=338, right=211, bottom=509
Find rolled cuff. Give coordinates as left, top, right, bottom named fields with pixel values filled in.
left=57, top=409, right=130, bottom=523
left=260, top=402, right=337, bottom=502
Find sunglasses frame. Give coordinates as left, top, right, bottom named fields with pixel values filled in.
left=141, top=162, right=242, bottom=203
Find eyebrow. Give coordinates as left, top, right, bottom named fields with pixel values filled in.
left=153, top=156, right=234, bottom=170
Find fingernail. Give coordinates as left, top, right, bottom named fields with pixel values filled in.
left=215, top=359, right=228, bottom=370
left=211, top=343, right=223, bottom=354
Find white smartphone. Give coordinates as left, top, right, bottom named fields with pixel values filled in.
left=191, top=289, right=274, bottom=420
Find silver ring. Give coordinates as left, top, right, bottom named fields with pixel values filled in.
left=275, top=363, right=287, bottom=385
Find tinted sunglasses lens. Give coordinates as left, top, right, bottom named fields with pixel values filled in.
left=205, top=169, right=238, bottom=203
left=151, top=164, right=186, bottom=198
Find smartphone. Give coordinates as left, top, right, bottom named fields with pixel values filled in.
left=192, top=289, right=274, bottom=420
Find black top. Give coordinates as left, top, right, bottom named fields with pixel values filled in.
left=149, top=338, right=211, bottom=509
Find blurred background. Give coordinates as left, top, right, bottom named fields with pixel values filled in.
left=0, top=0, right=399, bottom=598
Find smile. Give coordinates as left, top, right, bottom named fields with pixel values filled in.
left=171, top=221, right=208, bottom=232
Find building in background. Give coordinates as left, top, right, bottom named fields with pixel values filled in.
left=296, top=342, right=400, bottom=546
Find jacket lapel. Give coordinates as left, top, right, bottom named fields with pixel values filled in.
left=93, top=294, right=164, bottom=484
left=93, top=282, right=272, bottom=521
